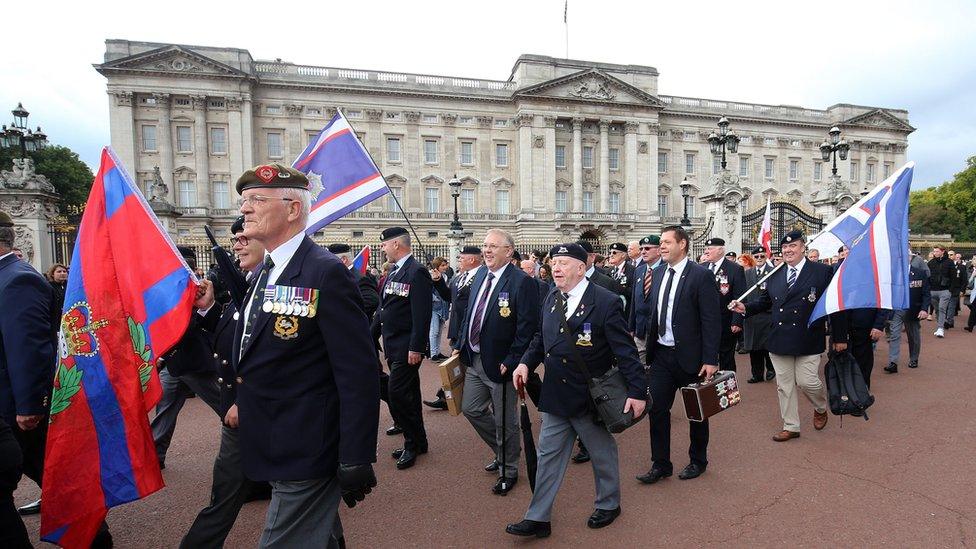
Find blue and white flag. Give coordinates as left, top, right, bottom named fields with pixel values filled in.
left=809, top=162, right=914, bottom=324
left=293, top=110, right=389, bottom=234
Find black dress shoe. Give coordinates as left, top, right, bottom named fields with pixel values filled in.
left=430, top=353, right=449, bottom=361
left=484, top=458, right=500, bottom=472
left=636, top=466, right=672, bottom=484
left=396, top=450, right=419, bottom=470
left=492, top=476, right=518, bottom=495
left=884, top=362, right=898, bottom=374
left=506, top=519, right=551, bottom=538
left=678, top=463, right=706, bottom=480
left=747, top=377, right=762, bottom=384
left=587, top=507, right=621, bottom=529
left=392, top=447, right=428, bottom=459
left=964, top=326, right=973, bottom=332
left=385, top=425, right=403, bottom=436
left=423, top=398, right=448, bottom=410
left=571, top=447, right=590, bottom=463
left=765, top=371, right=776, bottom=381
left=17, top=498, right=41, bottom=516
left=908, top=361, right=918, bottom=369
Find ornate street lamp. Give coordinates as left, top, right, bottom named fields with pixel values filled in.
left=447, top=174, right=464, bottom=271
left=819, top=126, right=850, bottom=177
left=707, top=116, right=741, bottom=170
left=680, top=178, right=691, bottom=228
left=0, top=103, right=49, bottom=157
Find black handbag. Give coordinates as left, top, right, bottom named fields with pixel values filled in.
left=556, top=294, right=647, bottom=434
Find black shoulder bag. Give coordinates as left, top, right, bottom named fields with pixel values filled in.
left=556, top=293, right=647, bottom=434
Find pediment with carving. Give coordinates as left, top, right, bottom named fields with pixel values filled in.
left=96, top=45, right=249, bottom=79
left=513, top=69, right=665, bottom=108
left=386, top=173, right=407, bottom=185
left=841, top=109, right=915, bottom=133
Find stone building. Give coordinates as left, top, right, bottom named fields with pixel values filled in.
left=95, top=39, right=913, bottom=253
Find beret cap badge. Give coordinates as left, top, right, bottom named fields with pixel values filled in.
left=256, top=165, right=278, bottom=184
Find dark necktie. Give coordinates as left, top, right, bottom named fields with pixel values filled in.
left=658, top=267, right=676, bottom=338
left=383, top=263, right=400, bottom=296
left=560, top=292, right=570, bottom=318
left=469, top=272, right=495, bottom=347
left=241, top=255, right=274, bottom=355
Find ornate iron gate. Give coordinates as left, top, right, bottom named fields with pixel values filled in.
left=741, top=201, right=824, bottom=253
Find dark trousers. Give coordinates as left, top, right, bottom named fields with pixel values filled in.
left=388, top=360, right=427, bottom=452
left=718, top=336, right=737, bottom=371
left=0, top=420, right=30, bottom=549
left=967, top=301, right=976, bottom=329
left=849, top=327, right=875, bottom=388
left=11, top=420, right=46, bottom=488
left=648, top=345, right=709, bottom=469
left=152, top=367, right=221, bottom=464
left=750, top=351, right=773, bottom=380
left=181, top=425, right=254, bottom=549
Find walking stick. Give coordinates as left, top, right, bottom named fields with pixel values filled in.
left=499, top=378, right=509, bottom=496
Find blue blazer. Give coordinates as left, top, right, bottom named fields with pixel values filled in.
left=372, top=254, right=433, bottom=363
left=644, top=260, right=722, bottom=375
left=456, top=265, right=540, bottom=383
left=232, top=237, right=379, bottom=481
left=521, top=282, right=647, bottom=418
left=745, top=260, right=848, bottom=356
left=0, top=254, right=55, bottom=423
left=629, top=260, right=663, bottom=338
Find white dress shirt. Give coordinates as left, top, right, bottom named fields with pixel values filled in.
left=562, top=277, right=590, bottom=319
left=656, top=256, right=689, bottom=347
left=468, top=263, right=509, bottom=352
left=785, top=257, right=807, bottom=285
left=241, top=230, right=306, bottom=348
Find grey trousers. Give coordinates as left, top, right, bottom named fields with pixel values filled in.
left=931, top=289, right=951, bottom=328
left=633, top=336, right=647, bottom=365
left=888, top=310, right=922, bottom=364
left=525, top=412, right=620, bottom=522
left=461, top=353, right=520, bottom=478
left=260, top=478, right=342, bottom=548
left=151, top=366, right=221, bottom=463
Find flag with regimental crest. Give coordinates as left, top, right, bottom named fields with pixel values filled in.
left=41, top=147, right=197, bottom=548
left=808, top=162, right=914, bottom=325
left=293, top=109, right=389, bottom=234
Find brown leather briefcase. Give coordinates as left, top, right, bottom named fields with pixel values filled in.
left=681, top=371, right=741, bottom=422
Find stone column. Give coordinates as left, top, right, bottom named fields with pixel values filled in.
left=599, top=120, right=610, bottom=213
left=0, top=159, right=60, bottom=270
left=647, top=123, right=660, bottom=218
left=241, top=95, right=254, bottom=171
left=109, top=91, right=136, bottom=176
left=572, top=117, right=584, bottom=212
left=516, top=113, right=534, bottom=214
left=285, top=104, right=304, bottom=160
left=404, top=111, right=421, bottom=212
left=154, top=93, right=175, bottom=203
left=624, top=121, right=638, bottom=214
left=544, top=116, right=557, bottom=213
left=227, top=97, right=245, bottom=183
left=191, top=95, right=211, bottom=209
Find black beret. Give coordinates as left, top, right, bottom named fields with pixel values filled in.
left=327, top=243, right=351, bottom=254
left=725, top=251, right=737, bottom=258
left=639, top=235, right=660, bottom=246
left=177, top=246, right=196, bottom=260
left=236, top=163, right=310, bottom=194
left=512, top=249, right=522, bottom=262
left=608, top=242, right=627, bottom=253
left=460, top=245, right=481, bottom=255
left=780, top=230, right=805, bottom=246
left=705, top=237, right=726, bottom=247
left=773, top=251, right=783, bottom=257
left=0, top=211, right=12, bottom=227
left=550, top=243, right=588, bottom=264
left=381, top=227, right=408, bottom=241
left=576, top=240, right=594, bottom=254
left=751, top=246, right=765, bottom=255
left=230, top=215, right=245, bottom=235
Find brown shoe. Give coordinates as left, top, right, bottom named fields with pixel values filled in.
left=772, top=430, right=800, bottom=442
left=813, top=410, right=828, bottom=430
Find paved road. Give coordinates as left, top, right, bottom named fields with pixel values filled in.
left=16, top=324, right=976, bottom=547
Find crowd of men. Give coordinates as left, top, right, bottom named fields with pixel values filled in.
left=2, top=162, right=976, bottom=546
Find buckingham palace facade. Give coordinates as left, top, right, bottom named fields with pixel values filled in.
left=95, top=39, right=913, bottom=251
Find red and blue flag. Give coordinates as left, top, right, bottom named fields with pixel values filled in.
left=809, top=162, right=914, bottom=324
left=351, top=245, right=370, bottom=275
left=293, top=110, right=389, bottom=234
left=41, top=147, right=197, bottom=548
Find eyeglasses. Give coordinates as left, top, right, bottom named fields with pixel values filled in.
left=640, top=246, right=657, bottom=251
left=482, top=243, right=511, bottom=250
left=230, top=236, right=249, bottom=246
left=236, top=195, right=295, bottom=207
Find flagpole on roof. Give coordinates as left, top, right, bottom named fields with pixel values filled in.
left=564, top=0, right=569, bottom=58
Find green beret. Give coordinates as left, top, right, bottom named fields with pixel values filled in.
left=639, top=235, right=660, bottom=246
left=0, top=211, right=12, bottom=227
left=236, top=163, right=309, bottom=194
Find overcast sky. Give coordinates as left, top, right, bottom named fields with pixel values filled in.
left=3, top=0, right=974, bottom=189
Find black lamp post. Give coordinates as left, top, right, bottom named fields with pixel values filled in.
left=680, top=178, right=691, bottom=227
left=819, top=126, right=850, bottom=177
left=707, top=116, right=740, bottom=170
left=0, top=103, right=48, bottom=157
left=449, top=174, right=462, bottom=233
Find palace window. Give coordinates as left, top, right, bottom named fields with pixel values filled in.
left=685, top=153, right=696, bottom=175
left=555, top=190, right=568, bottom=212
left=212, top=181, right=229, bottom=209
left=850, top=161, right=859, bottom=182
left=713, top=155, right=722, bottom=174
left=178, top=180, right=196, bottom=207
left=765, top=158, right=775, bottom=179
left=176, top=126, right=192, bottom=153
left=555, top=145, right=566, bottom=168
left=658, top=195, right=668, bottom=217
left=423, top=114, right=438, bottom=123
left=495, top=190, right=510, bottom=214
left=609, top=148, right=619, bottom=171
left=739, top=156, right=750, bottom=177
left=265, top=105, right=281, bottom=115
left=141, top=125, right=157, bottom=152
left=386, top=137, right=401, bottom=163
left=684, top=195, right=695, bottom=217
left=609, top=192, right=620, bottom=213
left=658, top=152, right=668, bottom=174
left=425, top=188, right=439, bottom=212
left=583, top=146, right=594, bottom=169
left=387, top=186, right=403, bottom=211
left=210, top=127, right=227, bottom=154
left=789, top=160, right=799, bottom=181
left=461, top=188, right=475, bottom=213
left=583, top=191, right=594, bottom=213
left=267, top=132, right=283, bottom=158
left=460, top=141, right=474, bottom=165
left=423, top=139, right=438, bottom=164
left=883, top=163, right=892, bottom=179
left=814, top=161, right=823, bottom=181
left=495, top=143, right=509, bottom=167
left=867, top=162, right=876, bottom=183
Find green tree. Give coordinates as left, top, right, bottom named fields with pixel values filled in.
left=1, top=145, right=94, bottom=213
left=909, top=156, right=976, bottom=240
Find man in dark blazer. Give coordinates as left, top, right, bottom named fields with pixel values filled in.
left=424, top=246, right=482, bottom=411
left=233, top=164, right=379, bottom=547
left=630, top=235, right=663, bottom=363
left=831, top=256, right=889, bottom=388
left=699, top=237, right=746, bottom=372
left=0, top=210, right=55, bottom=518
left=327, top=243, right=380, bottom=320
left=607, top=242, right=636, bottom=316
left=731, top=230, right=849, bottom=442
left=742, top=247, right=775, bottom=383
left=373, top=226, right=434, bottom=469
left=506, top=244, right=647, bottom=538
left=637, top=226, right=721, bottom=485
left=454, top=229, right=539, bottom=495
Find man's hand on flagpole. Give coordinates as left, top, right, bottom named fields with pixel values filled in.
left=729, top=300, right=746, bottom=314
left=194, top=279, right=215, bottom=310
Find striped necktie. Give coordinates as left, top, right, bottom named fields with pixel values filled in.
left=643, top=267, right=653, bottom=297
left=787, top=266, right=797, bottom=288
left=240, top=255, right=274, bottom=356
